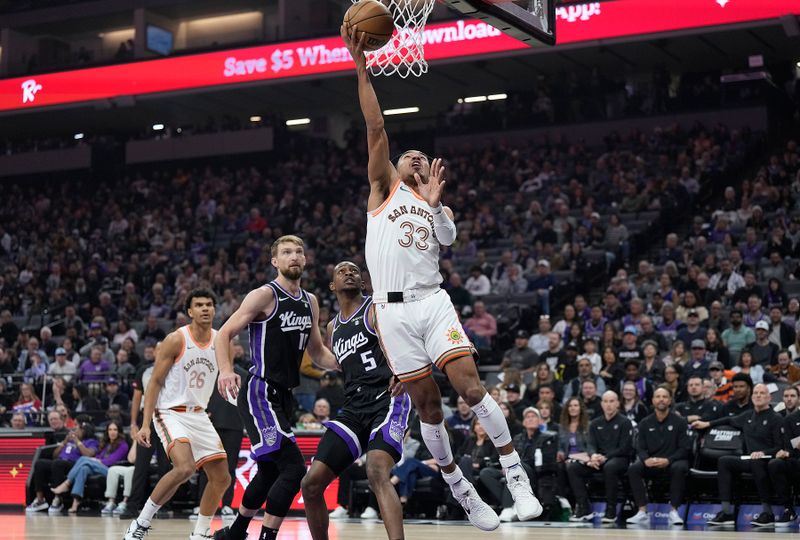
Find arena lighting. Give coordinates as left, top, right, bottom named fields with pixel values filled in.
left=464, top=95, right=487, bottom=103
left=487, top=93, right=507, bottom=100
left=383, top=106, right=420, bottom=115
left=285, top=117, right=310, bottom=126
left=249, top=115, right=262, bottom=122
left=796, top=61, right=800, bottom=68
left=152, top=123, right=164, bottom=130
left=73, top=133, right=84, bottom=140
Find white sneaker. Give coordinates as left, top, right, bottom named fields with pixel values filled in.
left=329, top=506, right=349, bottom=519
left=669, top=509, right=684, bottom=525
left=48, top=497, right=63, bottom=514
left=499, top=507, right=517, bottom=522
left=26, top=499, right=49, bottom=513
left=626, top=510, right=650, bottom=524
left=189, top=506, right=200, bottom=520
left=123, top=519, right=151, bottom=540
left=101, top=501, right=117, bottom=516
left=113, top=502, right=128, bottom=517
left=360, top=506, right=378, bottom=519
left=505, top=466, right=542, bottom=520
left=452, top=479, right=500, bottom=531
left=221, top=506, right=235, bottom=517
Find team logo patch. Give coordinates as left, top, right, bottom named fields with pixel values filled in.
left=446, top=327, right=464, bottom=344
left=389, top=420, right=404, bottom=443
left=262, top=425, right=278, bottom=446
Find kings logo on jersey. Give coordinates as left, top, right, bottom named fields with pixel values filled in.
left=389, top=419, right=404, bottom=443
left=333, top=332, right=370, bottom=362
left=278, top=311, right=312, bottom=333
left=261, top=425, right=278, bottom=446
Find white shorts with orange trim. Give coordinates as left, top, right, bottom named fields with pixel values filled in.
left=153, top=408, right=226, bottom=468
left=373, top=289, right=474, bottom=382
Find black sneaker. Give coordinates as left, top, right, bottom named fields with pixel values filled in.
left=118, top=506, right=138, bottom=520
left=601, top=508, right=617, bottom=523
left=775, top=509, right=798, bottom=527
left=751, top=512, right=775, bottom=528
left=707, top=511, right=735, bottom=526
left=212, top=527, right=231, bottom=540
left=570, top=504, right=592, bottom=522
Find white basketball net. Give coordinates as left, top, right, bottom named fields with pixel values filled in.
left=351, top=0, right=436, bottom=78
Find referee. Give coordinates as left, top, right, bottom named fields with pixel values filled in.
left=693, top=384, right=784, bottom=528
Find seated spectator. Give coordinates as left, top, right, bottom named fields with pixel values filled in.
left=500, top=330, right=538, bottom=378
left=695, top=384, right=784, bottom=527
left=718, top=372, right=754, bottom=417
left=563, top=357, right=606, bottom=403
left=456, top=417, right=499, bottom=498
left=566, top=391, right=633, bottom=522
left=732, top=271, right=763, bottom=307
left=709, top=258, right=745, bottom=301
left=744, top=322, right=779, bottom=368
left=79, top=346, right=112, bottom=383
left=704, top=327, right=731, bottom=369
left=618, top=327, right=644, bottom=364
left=527, top=260, right=555, bottom=316
left=598, top=346, right=625, bottom=391
left=44, top=409, right=69, bottom=445
left=60, top=338, right=82, bottom=366
left=79, top=330, right=114, bottom=365
left=313, top=398, right=330, bottom=423
left=24, top=352, right=48, bottom=385
left=764, top=277, right=789, bottom=308
left=579, top=338, right=601, bottom=375
left=101, top=377, right=130, bottom=411
left=463, top=301, right=497, bottom=350
left=464, top=266, right=491, bottom=298
left=51, top=421, right=129, bottom=513
left=101, top=440, right=136, bottom=516
left=447, top=396, right=476, bottom=444
left=721, top=309, right=755, bottom=364
left=580, top=380, right=602, bottom=420
left=663, top=364, right=686, bottom=403
left=626, top=386, right=690, bottom=526
left=139, top=316, right=166, bottom=345
left=676, top=291, right=708, bottom=324
left=72, top=384, right=101, bottom=416
left=640, top=341, right=666, bottom=384
left=622, top=360, right=654, bottom=405
left=637, top=316, right=668, bottom=352
left=389, top=432, right=439, bottom=505
left=677, top=311, right=707, bottom=349
left=26, top=421, right=98, bottom=513
left=48, top=348, right=77, bottom=383
left=480, top=407, right=556, bottom=522
left=113, top=349, right=136, bottom=382
left=583, top=306, right=606, bottom=341
left=620, top=380, right=649, bottom=425
left=493, top=265, right=527, bottom=297
left=498, top=401, right=522, bottom=437
left=529, top=315, right=553, bottom=355
left=504, top=384, right=530, bottom=420
left=707, top=301, right=729, bottom=332
left=17, top=336, right=48, bottom=372
left=708, top=361, right=734, bottom=402
left=780, top=386, right=799, bottom=416
left=675, top=376, right=721, bottom=422
left=447, top=273, right=474, bottom=312
left=743, top=294, right=768, bottom=328
left=770, top=349, right=800, bottom=384
left=557, top=398, right=591, bottom=466
left=10, top=411, right=26, bottom=429
left=316, top=371, right=345, bottom=414
left=536, top=400, right=557, bottom=433
left=553, top=305, right=579, bottom=342
left=656, top=302, right=681, bottom=345
left=683, top=340, right=711, bottom=381
left=111, top=319, right=138, bottom=348
left=767, top=306, right=796, bottom=349
left=13, top=382, right=42, bottom=426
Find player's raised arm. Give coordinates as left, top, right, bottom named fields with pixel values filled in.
left=136, top=331, right=181, bottom=448
left=214, top=286, right=274, bottom=399
left=307, top=293, right=339, bottom=371
left=341, top=25, right=397, bottom=206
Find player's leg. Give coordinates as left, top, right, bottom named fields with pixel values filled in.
left=222, top=461, right=277, bottom=540
left=193, top=458, right=231, bottom=539
left=124, top=441, right=195, bottom=539
left=301, top=460, right=338, bottom=539
left=366, top=449, right=403, bottom=540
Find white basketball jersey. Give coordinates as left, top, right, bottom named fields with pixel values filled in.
left=156, top=326, right=218, bottom=410
left=366, top=181, right=443, bottom=292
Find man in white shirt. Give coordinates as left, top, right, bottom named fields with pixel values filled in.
left=47, top=347, right=77, bottom=383
left=465, top=265, right=491, bottom=297
left=529, top=315, right=552, bottom=355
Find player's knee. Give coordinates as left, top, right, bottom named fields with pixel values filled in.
left=174, top=463, right=195, bottom=482
left=366, top=461, right=391, bottom=489
left=301, top=473, right=324, bottom=499
left=461, top=385, right=485, bottom=407
left=212, top=469, right=232, bottom=488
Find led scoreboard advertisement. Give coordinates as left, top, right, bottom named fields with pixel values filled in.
left=0, top=0, right=798, bottom=112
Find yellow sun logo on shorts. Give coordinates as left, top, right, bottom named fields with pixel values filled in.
left=446, top=327, right=464, bottom=344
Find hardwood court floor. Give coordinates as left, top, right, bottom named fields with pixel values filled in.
left=8, top=514, right=790, bottom=540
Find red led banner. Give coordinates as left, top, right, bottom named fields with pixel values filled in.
left=0, top=0, right=796, bottom=112
left=0, top=437, right=45, bottom=506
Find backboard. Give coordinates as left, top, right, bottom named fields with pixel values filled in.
left=443, top=0, right=556, bottom=46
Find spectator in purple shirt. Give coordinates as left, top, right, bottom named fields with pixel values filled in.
left=51, top=421, right=129, bottom=513
left=79, top=346, right=111, bottom=383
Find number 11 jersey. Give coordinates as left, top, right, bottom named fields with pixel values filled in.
left=156, top=325, right=218, bottom=410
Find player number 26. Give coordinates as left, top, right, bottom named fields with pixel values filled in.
left=398, top=221, right=429, bottom=251
left=188, top=370, right=206, bottom=389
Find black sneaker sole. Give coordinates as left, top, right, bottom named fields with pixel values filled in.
left=707, top=521, right=734, bottom=526
left=751, top=522, right=775, bottom=528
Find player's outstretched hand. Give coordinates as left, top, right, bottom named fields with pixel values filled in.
left=341, top=25, right=367, bottom=71
left=135, top=426, right=151, bottom=448
left=415, top=157, right=446, bottom=209
left=218, top=370, right=242, bottom=403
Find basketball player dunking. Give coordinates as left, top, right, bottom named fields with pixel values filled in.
left=301, top=261, right=410, bottom=540
left=215, top=235, right=336, bottom=540
left=125, top=289, right=230, bottom=540
left=342, top=28, right=542, bottom=530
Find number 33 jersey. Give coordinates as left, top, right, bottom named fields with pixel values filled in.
left=366, top=180, right=443, bottom=293
left=331, top=296, right=392, bottom=406
left=156, top=325, right=219, bottom=410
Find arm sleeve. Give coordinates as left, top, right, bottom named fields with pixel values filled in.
left=432, top=205, right=457, bottom=246
left=709, top=414, right=734, bottom=428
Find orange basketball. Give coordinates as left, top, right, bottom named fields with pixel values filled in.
left=344, top=0, right=395, bottom=52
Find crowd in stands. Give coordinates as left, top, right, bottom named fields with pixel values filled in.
left=3, top=101, right=800, bottom=523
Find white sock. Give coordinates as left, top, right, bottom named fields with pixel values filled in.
left=441, top=466, right=469, bottom=496
left=499, top=450, right=522, bottom=474
left=420, top=421, right=454, bottom=467
left=194, top=514, right=213, bottom=536
left=137, top=498, right=161, bottom=527
left=471, top=392, right=512, bottom=447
